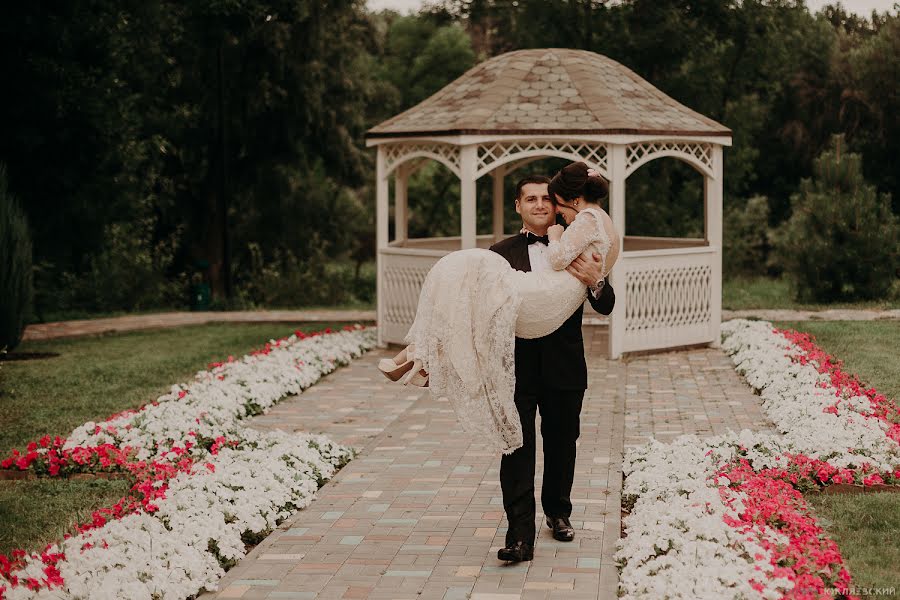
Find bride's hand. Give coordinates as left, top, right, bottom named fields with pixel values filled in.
left=547, top=224, right=564, bottom=242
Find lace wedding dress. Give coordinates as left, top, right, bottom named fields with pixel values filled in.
left=405, top=208, right=612, bottom=455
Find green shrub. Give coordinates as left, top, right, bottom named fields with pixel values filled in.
left=724, top=195, right=773, bottom=277
left=0, top=164, right=34, bottom=350
left=53, top=216, right=187, bottom=314
left=773, top=135, right=898, bottom=302
left=233, top=242, right=374, bottom=308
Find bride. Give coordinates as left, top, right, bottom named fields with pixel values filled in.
left=378, top=161, right=620, bottom=455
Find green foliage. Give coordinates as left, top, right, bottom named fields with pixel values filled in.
left=839, top=13, right=900, bottom=210
left=406, top=162, right=462, bottom=238
left=2, top=0, right=383, bottom=314
left=724, top=195, right=772, bottom=276
left=2, top=0, right=900, bottom=313
left=52, top=212, right=187, bottom=314
left=0, top=165, right=33, bottom=350
left=773, top=136, right=899, bottom=302
left=234, top=245, right=375, bottom=307
left=625, top=159, right=705, bottom=238
left=230, top=161, right=373, bottom=306
left=411, top=25, right=476, bottom=102
left=377, top=15, right=476, bottom=110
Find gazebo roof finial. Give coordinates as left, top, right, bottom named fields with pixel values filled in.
left=367, top=48, right=730, bottom=139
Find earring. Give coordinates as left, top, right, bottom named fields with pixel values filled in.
left=574, top=200, right=579, bottom=206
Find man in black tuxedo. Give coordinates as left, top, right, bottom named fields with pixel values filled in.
left=489, top=175, right=615, bottom=562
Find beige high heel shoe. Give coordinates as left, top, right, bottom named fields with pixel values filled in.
left=377, top=345, right=415, bottom=381
left=400, top=358, right=429, bottom=387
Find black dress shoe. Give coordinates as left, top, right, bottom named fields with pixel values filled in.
left=497, top=540, right=534, bottom=562
left=546, top=515, right=575, bottom=542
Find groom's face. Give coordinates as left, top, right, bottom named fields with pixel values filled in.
left=515, top=183, right=555, bottom=234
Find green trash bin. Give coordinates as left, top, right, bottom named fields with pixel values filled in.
left=191, top=260, right=211, bottom=311
left=192, top=281, right=211, bottom=311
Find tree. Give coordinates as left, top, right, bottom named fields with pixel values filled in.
left=839, top=12, right=900, bottom=210
left=773, top=135, right=898, bottom=302
left=724, top=195, right=772, bottom=276
left=0, top=164, right=33, bottom=350
left=378, top=15, right=476, bottom=109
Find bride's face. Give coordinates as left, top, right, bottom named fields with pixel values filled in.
left=554, top=195, right=579, bottom=225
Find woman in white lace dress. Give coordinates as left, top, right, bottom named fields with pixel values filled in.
left=379, top=162, right=620, bottom=455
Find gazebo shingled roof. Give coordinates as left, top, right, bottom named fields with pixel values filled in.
left=367, top=48, right=731, bottom=139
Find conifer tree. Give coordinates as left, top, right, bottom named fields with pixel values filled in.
left=0, top=164, right=34, bottom=350
left=774, top=135, right=898, bottom=302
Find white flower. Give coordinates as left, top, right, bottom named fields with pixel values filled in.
left=4, top=328, right=374, bottom=600
left=617, top=320, right=899, bottom=599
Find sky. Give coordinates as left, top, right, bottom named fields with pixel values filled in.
left=366, top=0, right=898, bottom=17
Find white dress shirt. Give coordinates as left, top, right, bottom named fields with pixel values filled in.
left=527, top=240, right=552, bottom=273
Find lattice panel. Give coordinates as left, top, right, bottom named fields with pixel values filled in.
left=384, top=142, right=460, bottom=177
left=625, top=264, right=712, bottom=331
left=476, top=141, right=607, bottom=177
left=625, top=141, right=712, bottom=177
left=383, top=263, right=432, bottom=328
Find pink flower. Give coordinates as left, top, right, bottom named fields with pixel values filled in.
left=863, top=474, right=884, bottom=486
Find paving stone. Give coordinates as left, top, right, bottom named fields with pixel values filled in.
left=198, top=325, right=775, bottom=600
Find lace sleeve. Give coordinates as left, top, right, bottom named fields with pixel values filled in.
left=547, top=211, right=601, bottom=270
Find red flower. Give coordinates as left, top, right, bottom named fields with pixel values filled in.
left=863, top=474, right=884, bottom=486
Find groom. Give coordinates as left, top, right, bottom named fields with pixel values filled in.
left=490, top=175, right=615, bottom=562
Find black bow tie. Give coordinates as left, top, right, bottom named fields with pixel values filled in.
left=524, top=232, right=550, bottom=245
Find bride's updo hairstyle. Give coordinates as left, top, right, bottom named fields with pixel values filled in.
left=548, top=161, right=609, bottom=204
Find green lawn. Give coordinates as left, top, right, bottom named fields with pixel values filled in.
left=0, top=478, right=132, bottom=556
left=0, top=322, right=351, bottom=555
left=724, top=276, right=900, bottom=311
left=775, top=320, right=900, bottom=592
left=804, top=492, right=900, bottom=594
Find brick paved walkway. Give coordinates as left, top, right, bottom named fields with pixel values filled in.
left=198, top=325, right=774, bottom=600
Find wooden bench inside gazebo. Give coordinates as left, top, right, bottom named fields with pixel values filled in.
left=366, top=48, right=732, bottom=358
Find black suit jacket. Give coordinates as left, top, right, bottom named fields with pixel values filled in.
left=490, top=233, right=615, bottom=391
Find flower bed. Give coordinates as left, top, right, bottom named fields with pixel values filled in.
left=0, top=325, right=376, bottom=600
left=615, top=320, right=900, bottom=599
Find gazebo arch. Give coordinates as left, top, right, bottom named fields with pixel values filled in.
left=367, top=48, right=732, bottom=358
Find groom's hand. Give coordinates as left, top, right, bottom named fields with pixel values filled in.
left=566, top=253, right=604, bottom=286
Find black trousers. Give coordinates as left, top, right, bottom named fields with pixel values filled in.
left=500, top=385, right=584, bottom=545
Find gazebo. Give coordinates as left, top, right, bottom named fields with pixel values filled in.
left=366, top=48, right=731, bottom=358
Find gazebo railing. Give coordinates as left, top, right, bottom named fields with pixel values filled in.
left=379, top=238, right=719, bottom=354
left=618, top=245, right=717, bottom=353
left=380, top=236, right=496, bottom=342
left=380, top=248, right=441, bottom=344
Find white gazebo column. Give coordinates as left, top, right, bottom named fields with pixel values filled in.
left=705, top=145, right=724, bottom=346
left=394, top=165, right=409, bottom=243
left=375, top=145, right=390, bottom=347
left=460, top=144, right=477, bottom=249
left=607, top=144, right=627, bottom=359
left=492, top=166, right=506, bottom=241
